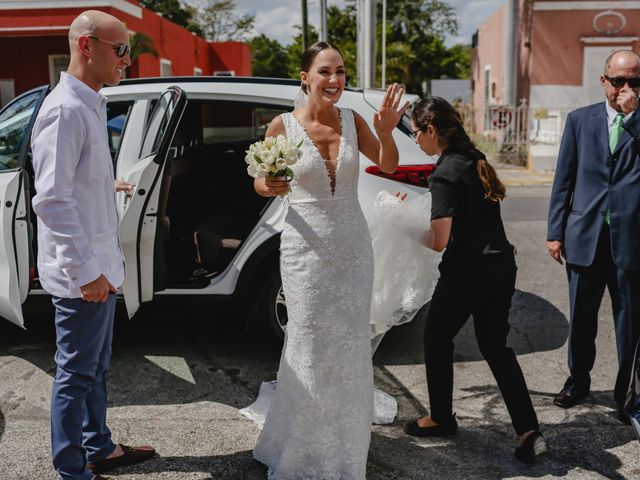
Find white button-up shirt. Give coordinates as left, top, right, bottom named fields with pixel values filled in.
left=31, top=72, right=125, bottom=299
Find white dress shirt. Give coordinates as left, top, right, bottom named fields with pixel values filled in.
left=31, top=72, right=125, bottom=299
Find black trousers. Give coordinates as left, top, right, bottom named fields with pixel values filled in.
left=626, top=338, right=640, bottom=414
left=566, top=225, right=640, bottom=410
left=423, top=252, right=539, bottom=435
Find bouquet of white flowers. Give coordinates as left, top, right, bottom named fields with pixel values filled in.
left=245, top=136, right=303, bottom=194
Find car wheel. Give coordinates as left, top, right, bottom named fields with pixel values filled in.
left=259, top=270, right=287, bottom=343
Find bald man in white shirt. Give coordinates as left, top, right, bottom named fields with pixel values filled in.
left=31, top=10, right=154, bottom=480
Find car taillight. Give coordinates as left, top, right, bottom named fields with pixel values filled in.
left=365, top=164, right=436, bottom=188
left=29, top=266, right=36, bottom=289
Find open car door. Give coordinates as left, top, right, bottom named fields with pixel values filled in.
left=119, top=86, right=186, bottom=318
left=0, top=86, right=48, bottom=328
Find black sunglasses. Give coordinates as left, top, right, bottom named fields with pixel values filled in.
left=88, top=36, right=131, bottom=58
left=604, top=75, right=640, bottom=88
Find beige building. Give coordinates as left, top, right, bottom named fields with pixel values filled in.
left=472, top=1, right=640, bottom=169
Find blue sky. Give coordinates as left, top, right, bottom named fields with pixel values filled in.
left=199, top=0, right=507, bottom=46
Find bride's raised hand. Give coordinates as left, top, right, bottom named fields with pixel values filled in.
left=373, top=83, right=410, bottom=138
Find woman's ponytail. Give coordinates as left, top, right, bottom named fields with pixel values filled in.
left=476, top=158, right=506, bottom=202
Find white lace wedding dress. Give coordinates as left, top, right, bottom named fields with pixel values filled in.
left=252, top=108, right=374, bottom=480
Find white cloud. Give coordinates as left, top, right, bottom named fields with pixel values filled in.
left=445, top=0, right=507, bottom=46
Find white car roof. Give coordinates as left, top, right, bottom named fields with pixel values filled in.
left=102, top=76, right=420, bottom=109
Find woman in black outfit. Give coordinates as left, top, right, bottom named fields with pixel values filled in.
left=403, top=97, right=546, bottom=463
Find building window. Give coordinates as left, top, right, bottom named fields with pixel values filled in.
left=160, top=59, right=172, bottom=77
left=194, top=67, right=203, bottom=76
left=48, top=55, right=70, bottom=87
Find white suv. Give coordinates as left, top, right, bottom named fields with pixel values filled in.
left=0, top=77, right=434, bottom=340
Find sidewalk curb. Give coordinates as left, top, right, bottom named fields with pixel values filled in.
left=494, top=163, right=555, bottom=187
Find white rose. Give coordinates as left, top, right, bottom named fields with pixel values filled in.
left=275, top=158, right=288, bottom=171
left=263, top=152, right=276, bottom=166
left=257, top=163, right=269, bottom=176
left=247, top=163, right=258, bottom=178
left=263, top=136, right=276, bottom=149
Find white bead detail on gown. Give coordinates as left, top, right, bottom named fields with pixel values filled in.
left=252, top=108, right=374, bottom=480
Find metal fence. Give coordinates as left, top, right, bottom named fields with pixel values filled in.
left=455, top=100, right=572, bottom=166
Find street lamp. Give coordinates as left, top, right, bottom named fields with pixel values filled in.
left=381, top=0, right=386, bottom=88
left=301, top=0, right=309, bottom=51
left=319, top=0, right=327, bottom=42
left=357, top=0, right=376, bottom=88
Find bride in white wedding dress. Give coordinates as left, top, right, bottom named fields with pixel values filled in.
left=249, top=42, right=409, bottom=480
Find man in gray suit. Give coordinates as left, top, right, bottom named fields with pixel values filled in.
left=547, top=50, right=640, bottom=422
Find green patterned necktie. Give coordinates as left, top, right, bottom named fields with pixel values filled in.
left=605, top=113, right=624, bottom=225
left=609, top=113, right=624, bottom=153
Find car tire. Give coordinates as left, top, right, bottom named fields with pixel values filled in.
left=258, top=270, right=287, bottom=343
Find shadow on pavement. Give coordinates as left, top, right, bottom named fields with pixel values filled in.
left=367, top=383, right=634, bottom=480
left=374, top=289, right=568, bottom=365
left=0, top=296, right=282, bottom=409
left=0, top=289, right=566, bottom=411
left=77, top=406, right=635, bottom=480
left=116, top=450, right=267, bottom=480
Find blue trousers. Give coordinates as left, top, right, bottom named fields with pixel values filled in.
left=51, top=294, right=117, bottom=480
left=566, top=226, right=640, bottom=410
left=625, top=339, right=640, bottom=415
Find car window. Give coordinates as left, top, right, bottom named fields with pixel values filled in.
left=140, top=89, right=181, bottom=159
left=199, top=102, right=289, bottom=146
left=398, top=109, right=415, bottom=138
left=0, top=89, right=42, bottom=171
left=106, top=101, right=133, bottom=162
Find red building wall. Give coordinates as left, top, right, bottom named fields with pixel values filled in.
left=0, top=0, right=252, bottom=98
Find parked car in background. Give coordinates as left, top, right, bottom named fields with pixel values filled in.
left=0, top=77, right=435, bottom=341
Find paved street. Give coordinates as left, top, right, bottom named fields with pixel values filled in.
left=0, top=183, right=638, bottom=479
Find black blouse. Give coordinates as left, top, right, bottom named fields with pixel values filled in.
left=429, top=147, right=513, bottom=262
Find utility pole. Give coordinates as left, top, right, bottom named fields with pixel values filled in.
left=381, top=0, right=386, bottom=89
left=356, top=0, right=376, bottom=88
left=302, top=0, right=309, bottom=51
left=319, top=0, right=328, bottom=42
left=504, top=0, right=518, bottom=105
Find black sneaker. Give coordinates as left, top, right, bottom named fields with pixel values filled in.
left=404, top=414, right=458, bottom=437
left=515, top=430, right=547, bottom=464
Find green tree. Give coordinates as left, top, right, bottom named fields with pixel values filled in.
left=195, top=0, right=255, bottom=41
left=250, top=34, right=290, bottom=78
left=139, top=0, right=203, bottom=35
left=441, top=43, right=471, bottom=79
left=383, top=41, right=415, bottom=86
left=387, top=0, right=458, bottom=44
left=286, top=25, right=319, bottom=79
left=327, top=3, right=358, bottom=86
left=129, top=32, right=159, bottom=63
left=384, top=0, right=461, bottom=93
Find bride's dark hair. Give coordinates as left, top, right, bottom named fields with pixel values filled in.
left=412, top=96, right=506, bottom=202
left=300, top=42, right=343, bottom=94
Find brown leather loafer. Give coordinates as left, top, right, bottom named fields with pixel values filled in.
left=88, top=444, right=155, bottom=474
